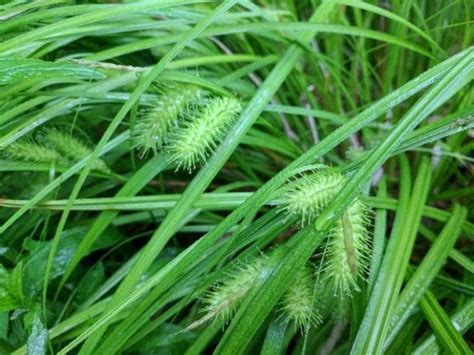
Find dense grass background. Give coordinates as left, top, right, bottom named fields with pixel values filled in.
left=0, top=0, right=472, bottom=354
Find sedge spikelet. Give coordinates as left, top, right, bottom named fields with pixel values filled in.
left=280, top=171, right=371, bottom=297
left=4, top=140, right=64, bottom=164
left=322, top=199, right=371, bottom=297
left=133, top=84, right=201, bottom=157
left=280, top=266, right=321, bottom=331
left=42, top=129, right=109, bottom=172
left=279, top=172, right=346, bottom=226
left=167, top=96, right=241, bottom=172
left=196, top=257, right=264, bottom=327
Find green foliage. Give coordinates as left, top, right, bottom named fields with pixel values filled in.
left=0, top=263, right=25, bottom=312
left=0, top=1, right=472, bottom=354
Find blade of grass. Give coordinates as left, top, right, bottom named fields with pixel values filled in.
left=413, top=298, right=474, bottom=355
left=367, top=176, right=387, bottom=295
left=351, top=156, right=432, bottom=354
left=384, top=204, right=468, bottom=347
left=418, top=290, right=472, bottom=354
left=260, top=318, right=290, bottom=355
left=418, top=225, right=474, bottom=273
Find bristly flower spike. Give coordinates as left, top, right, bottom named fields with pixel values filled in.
left=322, top=198, right=371, bottom=297
left=280, top=266, right=321, bottom=331
left=279, top=171, right=371, bottom=297
left=3, top=140, right=64, bottom=164
left=279, top=172, right=346, bottom=226
left=167, top=96, right=241, bottom=172
left=133, top=84, right=201, bottom=157
left=42, top=128, right=109, bottom=172
left=186, top=256, right=265, bottom=330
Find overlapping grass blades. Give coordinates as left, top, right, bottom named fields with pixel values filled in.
left=0, top=1, right=472, bottom=354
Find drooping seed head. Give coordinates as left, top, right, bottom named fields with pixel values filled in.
left=133, top=84, right=202, bottom=157
left=4, top=140, right=64, bottom=164
left=279, top=171, right=371, bottom=297
left=167, top=96, right=241, bottom=172
left=280, top=266, right=321, bottom=331
left=202, top=256, right=264, bottom=325
left=42, top=128, right=109, bottom=172
left=279, top=172, right=346, bottom=226
left=321, top=198, right=371, bottom=297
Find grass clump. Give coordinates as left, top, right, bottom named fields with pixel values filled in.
left=0, top=1, right=472, bottom=354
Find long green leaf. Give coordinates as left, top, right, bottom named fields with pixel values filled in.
left=385, top=204, right=467, bottom=347
left=351, top=156, right=432, bottom=354
left=418, top=290, right=472, bottom=354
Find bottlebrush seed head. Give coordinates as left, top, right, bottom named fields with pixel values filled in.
left=279, top=171, right=371, bottom=297
left=279, top=172, right=346, bottom=226
left=133, top=84, right=201, bottom=157
left=280, top=266, right=321, bottom=331
left=167, top=96, right=241, bottom=172
left=42, top=128, right=109, bottom=172
left=321, top=199, right=371, bottom=297
left=4, top=140, right=64, bottom=164
left=202, top=256, right=264, bottom=324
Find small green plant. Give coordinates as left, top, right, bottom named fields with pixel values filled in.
left=0, top=1, right=471, bottom=354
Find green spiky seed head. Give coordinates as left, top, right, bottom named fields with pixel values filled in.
left=167, top=96, right=241, bottom=172
left=321, top=199, right=371, bottom=298
left=279, top=171, right=371, bottom=297
left=280, top=266, right=321, bottom=331
left=202, top=256, right=264, bottom=324
left=133, top=84, right=201, bottom=157
left=4, top=140, right=64, bottom=164
left=42, top=129, right=109, bottom=172
left=279, top=172, right=346, bottom=226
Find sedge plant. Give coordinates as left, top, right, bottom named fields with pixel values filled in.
left=0, top=1, right=472, bottom=355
